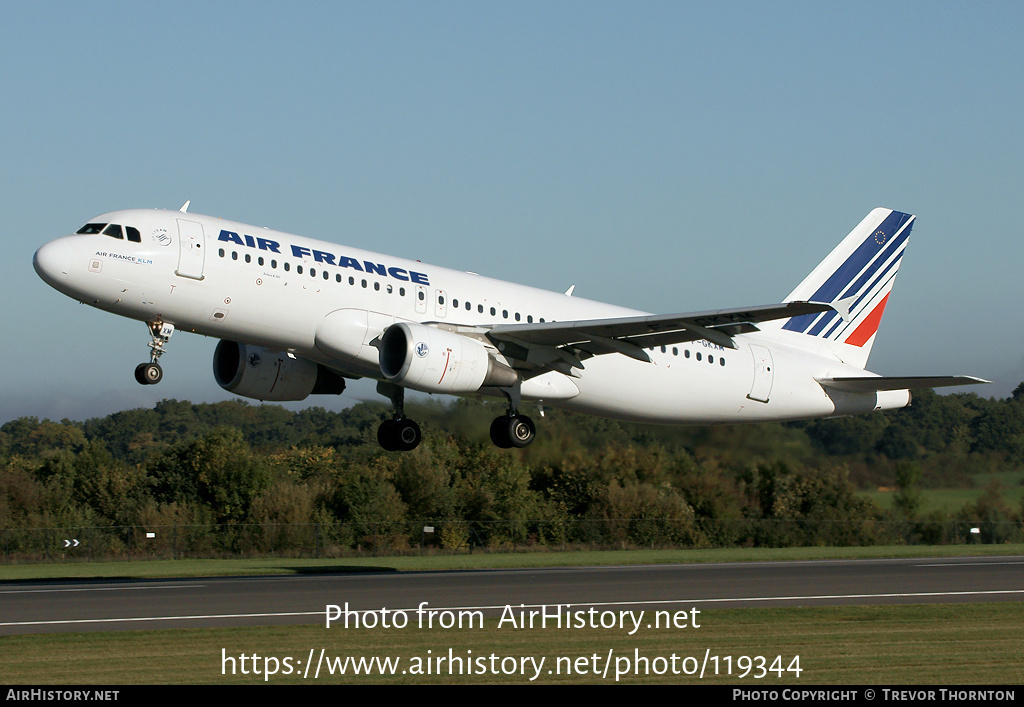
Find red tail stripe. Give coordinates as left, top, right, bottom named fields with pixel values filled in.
left=844, top=294, right=889, bottom=347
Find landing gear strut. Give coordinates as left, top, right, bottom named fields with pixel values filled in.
left=376, top=381, right=422, bottom=452
left=489, top=381, right=536, bottom=448
left=135, top=321, right=174, bottom=386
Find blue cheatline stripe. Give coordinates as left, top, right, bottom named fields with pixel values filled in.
left=782, top=211, right=913, bottom=334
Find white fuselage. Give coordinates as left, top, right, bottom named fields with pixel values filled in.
left=34, top=208, right=907, bottom=426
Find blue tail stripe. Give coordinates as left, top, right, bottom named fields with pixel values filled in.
left=804, top=210, right=911, bottom=305
left=830, top=269, right=900, bottom=341
left=783, top=211, right=912, bottom=335
left=847, top=247, right=904, bottom=313
left=808, top=309, right=838, bottom=336
left=837, top=223, right=911, bottom=302
left=783, top=310, right=822, bottom=333
left=824, top=316, right=845, bottom=338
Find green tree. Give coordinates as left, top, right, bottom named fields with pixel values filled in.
left=145, top=428, right=269, bottom=523
left=893, top=461, right=923, bottom=519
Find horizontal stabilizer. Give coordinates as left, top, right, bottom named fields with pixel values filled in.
left=817, top=375, right=990, bottom=394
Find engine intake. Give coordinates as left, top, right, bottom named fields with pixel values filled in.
left=379, top=323, right=518, bottom=394
left=213, top=341, right=345, bottom=401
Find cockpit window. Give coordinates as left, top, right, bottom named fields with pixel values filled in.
left=77, top=222, right=141, bottom=242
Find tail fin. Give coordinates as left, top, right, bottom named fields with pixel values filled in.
left=777, top=208, right=914, bottom=369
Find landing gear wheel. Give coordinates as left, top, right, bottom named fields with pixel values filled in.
left=507, top=415, right=535, bottom=448
left=377, top=419, right=400, bottom=451
left=395, top=419, right=421, bottom=451
left=490, top=415, right=535, bottom=448
left=490, top=416, right=513, bottom=448
left=377, top=418, right=422, bottom=452
left=134, top=362, right=163, bottom=385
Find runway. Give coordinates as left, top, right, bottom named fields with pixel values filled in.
left=2, top=555, right=1022, bottom=635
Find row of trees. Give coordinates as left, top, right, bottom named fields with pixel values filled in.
left=1, top=386, right=1022, bottom=556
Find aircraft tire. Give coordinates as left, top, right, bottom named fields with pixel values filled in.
left=489, top=416, right=513, bottom=448
left=378, top=418, right=421, bottom=452
left=377, top=419, right=400, bottom=451
left=507, top=415, right=535, bottom=448
left=135, top=363, right=162, bottom=385
left=395, top=419, right=421, bottom=452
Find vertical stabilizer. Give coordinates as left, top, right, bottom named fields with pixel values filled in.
left=776, top=208, right=914, bottom=369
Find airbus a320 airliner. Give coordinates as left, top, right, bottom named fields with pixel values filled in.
left=34, top=204, right=985, bottom=451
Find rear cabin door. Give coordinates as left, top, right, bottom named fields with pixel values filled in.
left=747, top=344, right=774, bottom=403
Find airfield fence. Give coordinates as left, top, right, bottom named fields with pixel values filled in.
left=1, top=518, right=1021, bottom=562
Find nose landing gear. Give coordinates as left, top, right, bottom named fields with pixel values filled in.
left=135, top=321, right=174, bottom=385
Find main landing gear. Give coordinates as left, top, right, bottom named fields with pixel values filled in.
left=490, top=381, right=536, bottom=448
left=376, top=381, right=422, bottom=452
left=375, top=381, right=538, bottom=452
left=135, top=321, right=174, bottom=386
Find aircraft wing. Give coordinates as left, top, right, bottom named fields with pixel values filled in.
left=486, top=301, right=831, bottom=372
left=817, top=375, right=990, bottom=393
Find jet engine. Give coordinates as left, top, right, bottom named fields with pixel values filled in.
left=379, top=322, right=518, bottom=394
left=213, top=340, right=345, bottom=401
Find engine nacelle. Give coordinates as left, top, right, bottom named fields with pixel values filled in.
left=213, top=341, right=345, bottom=401
left=379, top=323, right=518, bottom=394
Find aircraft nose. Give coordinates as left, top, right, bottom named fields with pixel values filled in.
left=33, top=238, right=73, bottom=286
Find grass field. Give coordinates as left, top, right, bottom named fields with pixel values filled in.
left=3, top=603, right=1022, bottom=684
left=864, top=471, right=1024, bottom=514
left=3, top=544, right=1024, bottom=582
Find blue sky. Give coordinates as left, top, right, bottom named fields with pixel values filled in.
left=3, top=1, right=1022, bottom=423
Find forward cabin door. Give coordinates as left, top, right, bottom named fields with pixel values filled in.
left=176, top=219, right=206, bottom=280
